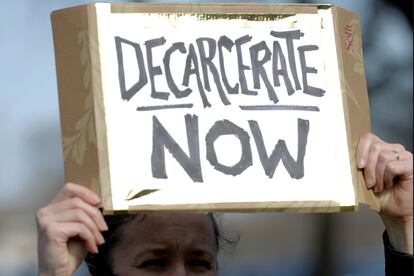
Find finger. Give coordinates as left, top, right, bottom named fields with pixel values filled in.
left=374, top=145, right=407, bottom=193
left=52, top=182, right=100, bottom=206
left=383, top=151, right=413, bottom=192
left=46, top=222, right=98, bottom=254
left=357, top=133, right=381, bottom=169
left=53, top=209, right=105, bottom=246
left=376, top=151, right=396, bottom=193
left=383, top=160, right=398, bottom=193
left=48, top=197, right=108, bottom=231
left=62, top=222, right=99, bottom=254
left=365, top=142, right=405, bottom=190
left=364, top=141, right=383, bottom=189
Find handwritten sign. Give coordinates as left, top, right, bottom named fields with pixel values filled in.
left=52, top=4, right=377, bottom=213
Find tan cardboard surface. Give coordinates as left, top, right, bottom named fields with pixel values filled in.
left=331, top=7, right=379, bottom=211
left=110, top=3, right=319, bottom=14
left=52, top=3, right=378, bottom=213
left=52, top=6, right=101, bottom=193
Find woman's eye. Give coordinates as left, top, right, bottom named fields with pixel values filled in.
left=138, top=259, right=167, bottom=268
left=188, top=259, right=214, bottom=270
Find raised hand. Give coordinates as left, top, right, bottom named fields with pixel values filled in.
left=357, top=133, right=413, bottom=254
left=36, top=182, right=108, bottom=276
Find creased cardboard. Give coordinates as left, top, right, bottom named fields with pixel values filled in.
left=51, top=3, right=379, bottom=214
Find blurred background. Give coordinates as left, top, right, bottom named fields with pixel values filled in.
left=0, top=0, right=411, bottom=275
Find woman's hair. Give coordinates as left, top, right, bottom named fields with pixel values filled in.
left=85, top=213, right=231, bottom=275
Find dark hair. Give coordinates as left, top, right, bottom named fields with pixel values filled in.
left=85, top=213, right=226, bottom=275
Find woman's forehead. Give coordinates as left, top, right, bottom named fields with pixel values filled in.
left=117, top=213, right=217, bottom=248
left=128, top=213, right=213, bottom=230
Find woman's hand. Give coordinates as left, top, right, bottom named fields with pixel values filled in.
left=357, top=133, right=413, bottom=254
left=36, top=182, right=108, bottom=276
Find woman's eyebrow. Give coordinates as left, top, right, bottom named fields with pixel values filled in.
left=188, top=248, right=215, bottom=259
left=132, top=246, right=215, bottom=259
left=132, top=247, right=172, bottom=262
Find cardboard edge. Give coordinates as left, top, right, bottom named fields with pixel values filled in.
left=109, top=2, right=320, bottom=14
left=116, top=201, right=355, bottom=215
left=51, top=5, right=101, bottom=193
left=86, top=4, right=114, bottom=212
left=53, top=3, right=376, bottom=214
left=331, top=7, right=380, bottom=212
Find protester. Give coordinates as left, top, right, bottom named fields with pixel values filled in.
left=36, top=133, right=413, bottom=275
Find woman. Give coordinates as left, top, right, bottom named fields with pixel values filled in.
left=37, top=133, right=413, bottom=275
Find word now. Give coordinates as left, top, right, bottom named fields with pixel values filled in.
left=151, top=115, right=309, bottom=182
left=115, top=30, right=325, bottom=108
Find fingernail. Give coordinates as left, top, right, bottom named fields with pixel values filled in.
left=98, top=234, right=105, bottom=245
left=366, top=178, right=374, bottom=188
left=357, top=157, right=365, bottom=169
left=100, top=220, right=108, bottom=231
left=92, top=195, right=101, bottom=205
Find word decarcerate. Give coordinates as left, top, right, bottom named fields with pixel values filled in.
left=115, top=30, right=325, bottom=107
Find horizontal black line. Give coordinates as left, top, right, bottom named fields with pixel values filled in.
left=239, top=105, right=320, bottom=112
left=137, top=104, right=193, bottom=111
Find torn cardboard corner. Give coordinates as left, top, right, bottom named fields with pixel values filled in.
left=51, top=3, right=379, bottom=214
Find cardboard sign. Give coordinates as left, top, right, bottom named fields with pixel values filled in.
left=51, top=3, right=379, bottom=213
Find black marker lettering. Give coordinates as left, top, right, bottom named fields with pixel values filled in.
left=272, top=41, right=295, bottom=95
left=145, top=37, right=169, bottom=100
left=297, top=45, right=325, bottom=97
left=249, top=118, right=309, bottom=179
left=250, top=41, right=278, bottom=103
left=218, top=35, right=239, bottom=94
left=270, top=30, right=304, bottom=91
left=205, top=119, right=252, bottom=176
left=183, top=44, right=211, bottom=108
left=163, top=42, right=192, bottom=98
left=235, top=35, right=257, bottom=96
left=151, top=114, right=203, bottom=182
left=196, top=38, right=230, bottom=105
left=115, top=36, right=148, bottom=101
